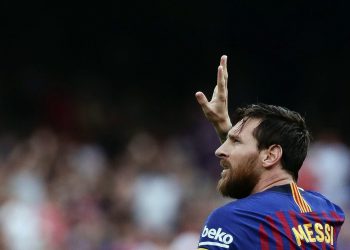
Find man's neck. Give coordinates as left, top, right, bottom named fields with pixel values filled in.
left=251, top=168, right=295, bottom=194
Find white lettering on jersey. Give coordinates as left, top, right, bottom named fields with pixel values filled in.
left=199, top=225, right=234, bottom=248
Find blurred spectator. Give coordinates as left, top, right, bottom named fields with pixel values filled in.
left=300, top=131, right=350, bottom=208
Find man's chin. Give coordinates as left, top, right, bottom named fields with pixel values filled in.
left=217, top=179, right=236, bottom=198
left=217, top=178, right=253, bottom=199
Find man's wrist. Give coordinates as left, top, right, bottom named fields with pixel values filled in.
left=214, top=121, right=232, bottom=143
left=214, top=120, right=232, bottom=135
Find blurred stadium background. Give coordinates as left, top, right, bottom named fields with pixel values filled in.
left=0, top=1, right=349, bottom=249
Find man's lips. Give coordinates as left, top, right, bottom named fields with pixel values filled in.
left=220, top=160, right=230, bottom=178
left=220, top=160, right=230, bottom=169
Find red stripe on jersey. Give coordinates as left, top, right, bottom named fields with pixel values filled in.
left=331, top=210, right=345, bottom=241
left=330, top=211, right=345, bottom=243
left=309, top=212, right=326, bottom=250
left=259, top=224, right=270, bottom=250
left=289, top=211, right=306, bottom=250
left=300, top=213, right=318, bottom=250
left=330, top=210, right=344, bottom=225
left=266, top=216, right=284, bottom=250
left=276, top=211, right=296, bottom=250
left=321, top=212, right=335, bottom=250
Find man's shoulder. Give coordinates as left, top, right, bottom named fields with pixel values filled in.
left=209, top=186, right=345, bottom=221
left=198, top=195, right=276, bottom=250
left=302, top=189, right=346, bottom=216
left=208, top=193, right=277, bottom=220
left=213, top=190, right=287, bottom=213
left=302, top=189, right=332, bottom=201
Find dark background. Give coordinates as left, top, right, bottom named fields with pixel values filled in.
left=1, top=1, right=350, bottom=152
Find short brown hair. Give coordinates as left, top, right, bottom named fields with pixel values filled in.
left=235, top=103, right=310, bottom=180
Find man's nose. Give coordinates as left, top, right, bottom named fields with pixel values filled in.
left=215, top=143, right=229, bottom=158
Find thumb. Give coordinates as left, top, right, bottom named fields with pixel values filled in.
left=195, top=91, right=208, bottom=106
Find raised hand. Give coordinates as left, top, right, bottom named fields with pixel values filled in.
left=195, top=55, right=232, bottom=143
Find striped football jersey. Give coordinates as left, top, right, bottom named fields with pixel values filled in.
left=197, top=183, right=345, bottom=249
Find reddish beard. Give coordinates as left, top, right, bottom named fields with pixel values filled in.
left=217, top=153, right=262, bottom=199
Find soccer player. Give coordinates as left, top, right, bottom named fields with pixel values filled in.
left=194, top=55, right=345, bottom=249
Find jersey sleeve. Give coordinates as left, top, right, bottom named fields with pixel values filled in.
left=197, top=207, right=238, bottom=250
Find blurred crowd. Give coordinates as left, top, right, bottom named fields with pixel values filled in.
left=1, top=2, right=350, bottom=248
left=0, top=120, right=349, bottom=250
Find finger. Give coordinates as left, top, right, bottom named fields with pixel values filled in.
left=220, top=55, right=227, bottom=67
left=216, top=66, right=226, bottom=99
left=220, top=55, right=228, bottom=86
left=212, top=85, right=218, bottom=100
left=195, top=91, right=209, bottom=106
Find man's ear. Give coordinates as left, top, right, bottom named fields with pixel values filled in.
left=260, top=144, right=283, bottom=168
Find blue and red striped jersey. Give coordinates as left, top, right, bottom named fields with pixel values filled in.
left=197, top=183, right=345, bottom=249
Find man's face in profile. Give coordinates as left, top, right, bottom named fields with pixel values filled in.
left=215, top=118, right=263, bottom=199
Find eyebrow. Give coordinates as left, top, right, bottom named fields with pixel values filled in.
left=226, top=119, right=246, bottom=141
left=227, top=133, right=242, bottom=141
